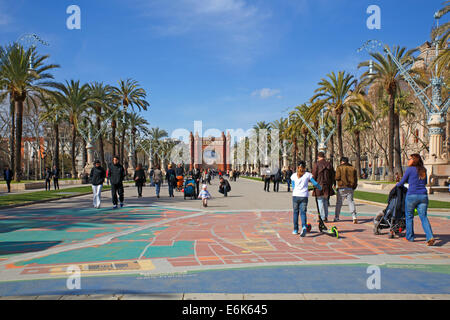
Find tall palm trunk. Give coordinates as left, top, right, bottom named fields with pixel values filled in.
left=308, top=145, right=313, bottom=170
left=120, top=126, right=126, bottom=165
left=355, top=130, right=361, bottom=179
left=71, top=123, right=77, bottom=178
left=394, top=113, right=403, bottom=176
left=330, top=134, right=335, bottom=168
left=14, top=96, right=25, bottom=181
left=293, top=137, right=298, bottom=167
left=53, top=122, right=59, bottom=168
left=336, top=111, right=343, bottom=159
left=9, top=95, right=15, bottom=172
left=303, top=132, right=308, bottom=162
left=388, top=91, right=396, bottom=181
left=111, top=119, right=117, bottom=157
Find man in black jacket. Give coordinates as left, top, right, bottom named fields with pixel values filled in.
left=52, top=165, right=60, bottom=190
left=44, top=167, right=53, bottom=191
left=218, top=177, right=231, bottom=197
left=192, top=167, right=201, bottom=197
left=108, top=156, right=126, bottom=209
left=90, top=160, right=106, bottom=208
left=3, top=166, right=13, bottom=193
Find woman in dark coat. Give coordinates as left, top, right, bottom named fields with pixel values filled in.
left=133, top=164, right=146, bottom=198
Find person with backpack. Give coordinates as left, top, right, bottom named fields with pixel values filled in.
left=133, top=164, right=146, bottom=198
left=90, top=160, right=106, bottom=209
left=152, top=165, right=163, bottom=198
left=334, top=156, right=358, bottom=224
left=108, top=156, right=126, bottom=209
left=44, top=167, right=53, bottom=191
left=219, top=176, right=231, bottom=197
left=273, top=168, right=282, bottom=192
left=166, top=164, right=176, bottom=197
left=312, top=152, right=335, bottom=222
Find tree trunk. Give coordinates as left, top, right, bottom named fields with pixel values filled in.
left=71, top=124, right=77, bottom=178
left=330, top=134, right=335, bottom=168
left=314, top=139, right=318, bottom=163
left=120, top=126, right=126, bottom=165
left=53, top=122, right=59, bottom=168
left=293, top=137, right=298, bottom=167
left=336, top=112, right=343, bottom=159
left=394, top=113, right=403, bottom=176
left=82, top=138, right=87, bottom=169
left=308, top=144, right=312, bottom=171
left=303, top=133, right=308, bottom=162
left=388, top=91, right=395, bottom=181
left=9, top=95, right=15, bottom=172
left=111, top=119, right=116, bottom=157
left=14, top=97, right=25, bottom=182
left=355, top=130, right=361, bottom=179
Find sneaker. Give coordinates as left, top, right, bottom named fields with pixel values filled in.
left=120, top=203, right=124, bottom=208
left=300, top=227, right=307, bottom=237
left=333, top=217, right=340, bottom=222
left=323, top=218, right=328, bottom=223
left=353, top=219, right=358, bottom=224
left=113, top=205, right=118, bottom=209
left=427, top=238, right=435, bottom=246
left=292, top=230, right=299, bottom=235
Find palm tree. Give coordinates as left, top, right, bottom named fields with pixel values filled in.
left=148, top=127, right=168, bottom=166
left=49, top=80, right=97, bottom=178
left=358, top=46, right=418, bottom=180
left=88, top=82, right=114, bottom=167
left=40, top=94, right=64, bottom=168
left=311, top=71, right=358, bottom=159
left=431, top=1, right=450, bottom=76
left=0, top=43, right=59, bottom=181
left=271, top=117, right=288, bottom=168
left=127, top=112, right=150, bottom=168
left=112, top=79, right=149, bottom=165
left=287, top=104, right=313, bottom=166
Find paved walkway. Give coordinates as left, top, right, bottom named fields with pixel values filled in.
left=0, top=177, right=448, bottom=299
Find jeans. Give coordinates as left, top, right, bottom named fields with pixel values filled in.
left=335, top=188, right=356, bottom=219
left=293, top=196, right=308, bottom=232
left=405, top=194, right=434, bottom=241
left=168, top=183, right=174, bottom=197
left=317, top=196, right=329, bottom=220
left=155, top=181, right=161, bottom=196
left=137, top=185, right=143, bottom=197
left=6, top=180, right=11, bottom=192
left=92, top=184, right=102, bottom=208
left=53, top=178, right=59, bottom=190
left=45, top=179, right=51, bottom=191
left=287, top=180, right=291, bottom=192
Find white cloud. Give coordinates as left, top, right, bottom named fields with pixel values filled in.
left=252, top=88, right=281, bottom=99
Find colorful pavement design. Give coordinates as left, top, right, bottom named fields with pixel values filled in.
left=0, top=205, right=449, bottom=296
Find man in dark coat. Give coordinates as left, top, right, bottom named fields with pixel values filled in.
left=218, top=177, right=231, bottom=197
left=312, top=152, right=335, bottom=222
left=273, top=168, right=282, bottom=192
left=285, top=167, right=293, bottom=192
left=108, top=156, right=126, bottom=209
left=3, top=166, right=13, bottom=193
left=192, top=167, right=201, bottom=197
left=52, top=165, right=60, bottom=190
left=44, top=167, right=53, bottom=191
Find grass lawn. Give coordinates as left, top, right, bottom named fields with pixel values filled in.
left=0, top=185, right=111, bottom=207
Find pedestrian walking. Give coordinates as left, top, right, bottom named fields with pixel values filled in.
left=166, top=164, right=176, bottom=197
left=334, top=157, right=358, bottom=224
left=152, top=165, right=163, bottom=198
left=206, top=170, right=212, bottom=185
left=273, top=168, right=282, bottom=192
left=198, top=184, right=212, bottom=207
left=218, top=177, right=231, bottom=197
left=149, top=167, right=155, bottom=186
left=290, top=161, right=322, bottom=237
left=44, top=167, right=53, bottom=191
left=312, top=152, right=335, bottom=222
left=262, top=166, right=271, bottom=192
left=3, top=166, right=13, bottom=193
left=90, top=160, right=106, bottom=209
left=396, top=154, right=435, bottom=246
left=52, top=165, right=60, bottom=190
left=108, top=156, right=126, bottom=209
left=285, top=167, right=293, bottom=192
left=134, top=164, right=146, bottom=198
left=192, top=167, right=201, bottom=197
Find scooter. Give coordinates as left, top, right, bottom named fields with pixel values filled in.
left=315, top=197, right=339, bottom=238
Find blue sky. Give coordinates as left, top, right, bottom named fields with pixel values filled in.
left=0, top=0, right=444, bottom=138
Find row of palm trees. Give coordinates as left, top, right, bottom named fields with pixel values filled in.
left=0, top=42, right=167, bottom=181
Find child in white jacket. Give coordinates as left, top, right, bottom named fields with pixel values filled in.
left=198, top=184, right=211, bottom=207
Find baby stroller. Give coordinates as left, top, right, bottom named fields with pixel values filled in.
left=183, top=178, right=196, bottom=200
left=176, top=176, right=184, bottom=191
left=373, top=185, right=407, bottom=238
